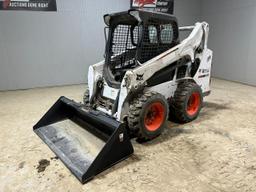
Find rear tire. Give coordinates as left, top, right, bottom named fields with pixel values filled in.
left=170, top=81, right=203, bottom=123
left=128, top=92, right=169, bottom=141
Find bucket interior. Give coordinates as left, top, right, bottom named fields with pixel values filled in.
left=35, top=119, right=107, bottom=178
left=34, top=97, right=134, bottom=183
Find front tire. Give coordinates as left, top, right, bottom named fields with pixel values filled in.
left=128, top=92, right=169, bottom=141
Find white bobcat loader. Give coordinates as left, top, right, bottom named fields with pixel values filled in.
left=34, top=9, right=212, bottom=183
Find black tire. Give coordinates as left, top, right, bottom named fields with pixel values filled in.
left=128, top=92, right=169, bottom=141
left=170, top=81, right=203, bottom=123
left=83, top=88, right=90, bottom=106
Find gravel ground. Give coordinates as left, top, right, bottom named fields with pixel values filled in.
left=0, top=78, right=256, bottom=192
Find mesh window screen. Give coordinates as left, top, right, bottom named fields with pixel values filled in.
left=107, top=18, right=178, bottom=82
left=138, top=20, right=176, bottom=63
left=110, top=25, right=138, bottom=71
left=160, top=24, right=174, bottom=44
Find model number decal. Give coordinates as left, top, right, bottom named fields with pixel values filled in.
left=199, top=69, right=210, bottom=74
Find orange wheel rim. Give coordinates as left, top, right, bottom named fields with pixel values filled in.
left=144, top=102, right=165, bottom=132
left=187, top=92, right=200, bottom=116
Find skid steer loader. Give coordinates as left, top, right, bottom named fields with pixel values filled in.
left=34, top=9, right=212, bottom=183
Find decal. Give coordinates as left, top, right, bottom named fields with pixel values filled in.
left=0, top=0, right=57, bottom=11
left=136, top=74, right=144, bottom=81
left=132, top=0, right=157, bottom=8
left=199, top=69, right=210, bottom=74
left=198, top=74, right=210, bottom=78
left=131, top=0, right=174, bottom=14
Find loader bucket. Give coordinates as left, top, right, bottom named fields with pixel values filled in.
left=33, top=97, right=134, bottom=183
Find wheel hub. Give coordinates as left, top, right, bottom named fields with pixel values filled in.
left=186, top=92, right=200, bottom=116
left=144, top=102, right=165, bottom=132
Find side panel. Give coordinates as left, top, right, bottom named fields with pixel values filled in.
left=88, top=60, right=104, bottom=100
left=117, top=78, right=129, bottom=121
left=102, top=83, right=119, bottom=101
left=194, top=48, right=213, bottom=94
left=145, top=80, right=178, bottom=99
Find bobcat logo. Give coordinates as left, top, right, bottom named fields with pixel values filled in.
left=136, top=74, right=144, bottom=81
left=133, top=0, right=157, bottom=8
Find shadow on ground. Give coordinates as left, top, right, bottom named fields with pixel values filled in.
left=199, top=101, right=232, bottom=121
left=143, top=101, right=232, bottom=147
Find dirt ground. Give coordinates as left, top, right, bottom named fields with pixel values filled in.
left=0, top=78, right=256, bottom=192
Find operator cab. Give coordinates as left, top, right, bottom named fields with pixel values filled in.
left=103, top=9, right=179, bottom=88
